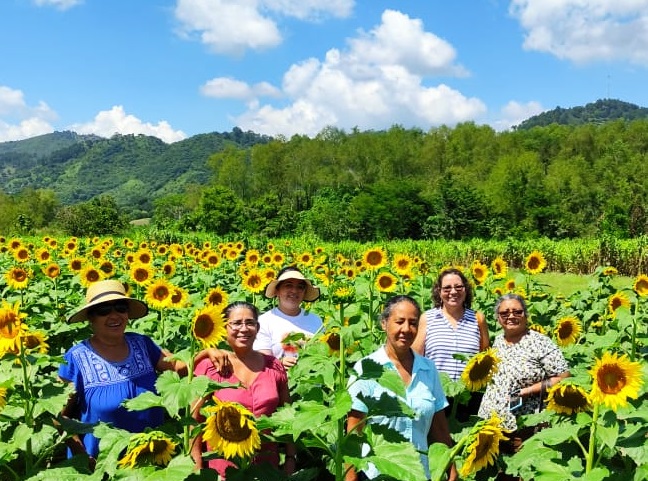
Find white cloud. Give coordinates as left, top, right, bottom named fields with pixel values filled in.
left=509, top=0, right=648, bottom=65
left=33, top=0, right=83, bottom=10
left=174, top=0, right=354, bottom=55
left=67, top=106, right=187, bottom=144
left=0, top=86, right=56, bottom=141
left=200, top=77, right=281, bottom=100
left=491, top=100, right=546, bottom=131
left=230, top=10, right=485, bottom=137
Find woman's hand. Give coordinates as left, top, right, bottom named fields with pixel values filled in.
left=281, top=356, right=298, bottom=368
left=205, top=348, right=233, bottom=375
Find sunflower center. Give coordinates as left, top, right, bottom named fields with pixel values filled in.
left=247, top=275, right=262, bottom=288
left=598, top=365, right=626, bottom=394
left=194, top=315, right=215, bottom=338
left=469, top=357, right=494, bottom=382
left=475, top=432, right=495, bottom=459
left=558, top=322, right=573, bottom=339
left=154, top=286, right=170, bottom=300
left=366, top=252, right=383, bottom=266
left=0, top=316, right=19, bottom=338
left=556, top=387, right=588, bottom=409
left=214, top=406, right=253, bottom=442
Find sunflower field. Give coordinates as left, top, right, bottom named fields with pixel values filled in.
left=0, top=235, right=647, bottom=481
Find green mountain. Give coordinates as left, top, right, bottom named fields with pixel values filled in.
left=515, top=98, right=648, bottom=130
left=0, top=128, right=271, bottom=217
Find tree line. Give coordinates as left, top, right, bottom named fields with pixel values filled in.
left=1, top=119, right=647, bottom=241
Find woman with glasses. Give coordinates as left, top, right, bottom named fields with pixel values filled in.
left=477, top=294, right=569, bottom=480
left=192, top=301, right=295, bottom=478
left=58, top=280, right=229, bottom=468
left=413, top=268, right=489, bottom=421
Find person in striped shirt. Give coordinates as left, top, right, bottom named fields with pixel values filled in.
left=413, top=268, right=490, bottom=422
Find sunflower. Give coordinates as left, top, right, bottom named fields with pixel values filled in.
left=0, top=301, right=28, bottom=355
left=554, top=316, right=581, bottom=346
left=321, top=329, right=341, bottom=353
left=21, top=330, right=49, bottom=354
left=340, top=267, right=357, bottom=280
left=8, top=238, right=22, bottom=250
left=589, top=351, right=643, bottom=411
left=525, top=250, right=547, bottom=274
left=505, top=279, right=516, bottom=291
left=156, top=244, right=168, bottom=256
left=633, top=274, right=648, bottom=297
left=68, top=257, right=84, bottom=272
left=296, top=251, right=313, bottom=267
left=528, top=323, right=547, bottom=335
left=490, top=257, right=507, bottom=279
left=192, top=305, right=226, bottom=348
left=42, top=263, right=61, bottom=279
left=90, top=247, right=103, bottom=259
left=134, top=248, right=154, bottom=265
left=362, top=247, right=387, bottom=271
left=118, top=431, right=177, bottom=468
left=461, top=348, right=500, bottom=391
left=12, top=247, right=30, bottom=263
left=270, top=251, right=285, bottom=266
left=96, top=260, right=114, bottom=278
left=202, top=401, right=261, bottom=460
left=205, top=286, right=229, bottom=307
left=331, top=284, right=355, bottom=305
left=161, top=261, right=176, bottom=277
left=79, top=265, right=103, bottom=287
left=546, top=384, right=591, bottom=415
left=392, top=253, right=413, bottom=275
left=471, top=261, right=489, bottom=285
left=242, top=269, right=266, bottom=294
left=5, top=267, right=30, bottom=290
left=602, top=266, right=618, bottom=276
left=608, top=292, right=630, bottom=317
left=245, top=249, right=261, bottom=265
left=459, top=414, right=509, bottom=477
left=0, top=388, right=7, bottom=411
left=35, top=247, right=51, bottom=263
left=203, top=250, right=221, bottom=269
left=130, top=263, right=154, bottom=286
left=375, top=271, right=398, bottom=293
left=169, top=286, right=189, bottom=309
left=145, top=279, right=175, bottom=310
left=226, top=249, right=240, bottom=262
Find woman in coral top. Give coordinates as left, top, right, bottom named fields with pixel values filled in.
left=191, top=301, right=295, bottom=478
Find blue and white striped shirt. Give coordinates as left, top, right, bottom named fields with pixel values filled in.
left=422, top=307, right=481, bottom=381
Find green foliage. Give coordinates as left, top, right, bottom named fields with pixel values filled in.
left=54, top=195, right=128, bottom=236
left=516, top=99, right=648, bottom=130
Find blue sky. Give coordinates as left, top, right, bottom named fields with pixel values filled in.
left=1, top=0, right=647, bottom=143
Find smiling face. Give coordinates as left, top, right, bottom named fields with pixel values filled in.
left=439, top=273, right=467, bottom=309
left=225, top=306, right=259, bottom=351
left=88, top=300, right=129, bottom=342
left=276, top=279, right=307, bottom=315
left=382, top=300, right=419, bottom=353
left=496, top=298, right=528, bottom=340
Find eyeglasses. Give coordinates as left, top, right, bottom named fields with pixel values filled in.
left=227, top=321, right=258, bottom=330
left=441, top=285, right=465, bottom=293
left=498, top=309, right=525, bottom=318
left=91, top=301, right=129, bottom=317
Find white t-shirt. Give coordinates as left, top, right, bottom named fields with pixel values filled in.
left=253, top=307, right=323, bottom=358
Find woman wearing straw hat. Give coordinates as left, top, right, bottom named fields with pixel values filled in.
left=58, top=279, right=227, bottom=466
left=253, top=266, right=322, bottom=368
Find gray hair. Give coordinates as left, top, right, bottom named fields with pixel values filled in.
left=493, top=293, right=528, bottom=318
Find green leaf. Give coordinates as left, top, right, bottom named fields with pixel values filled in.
left=533, top=423, right=581, bottom=445
left=368, top=432, right=426, bottom=481
left=154, top=371, right=212, bottom=418
left=596, top=421, right=619, bottom=451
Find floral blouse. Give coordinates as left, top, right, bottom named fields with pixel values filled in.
left=478, top=329, right=569, bottom=431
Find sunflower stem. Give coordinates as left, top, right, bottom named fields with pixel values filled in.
left=630, top=300, right=639, bottom=361
left=335, top=330, right=346, bottom=481
left=430, top=435, right=469, bottom=481
left=585, top=402, right=600, bottom=473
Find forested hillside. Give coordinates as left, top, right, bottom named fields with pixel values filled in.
left=515, top=99, right=648, bottom=129
left=0, top=99, right=647, bottom=241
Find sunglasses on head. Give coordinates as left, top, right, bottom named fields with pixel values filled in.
left=90, top=300, right=130, bottom=317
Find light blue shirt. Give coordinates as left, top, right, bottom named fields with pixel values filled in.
left=348, top=346, right=448, bottom=479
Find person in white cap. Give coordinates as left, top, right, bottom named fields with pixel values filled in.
left=58, top=279, right=227, bottom=468
left=253, top=266, right=322, bottom=368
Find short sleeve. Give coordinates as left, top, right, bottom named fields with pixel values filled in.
left=58, top=350, right=79, bottom=384
left=253, top=313, right=273, bottom=352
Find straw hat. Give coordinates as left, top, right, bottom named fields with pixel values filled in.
left=67, top=279, right=149, bottom=323
left=264, top=269, right=320, bottom=302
